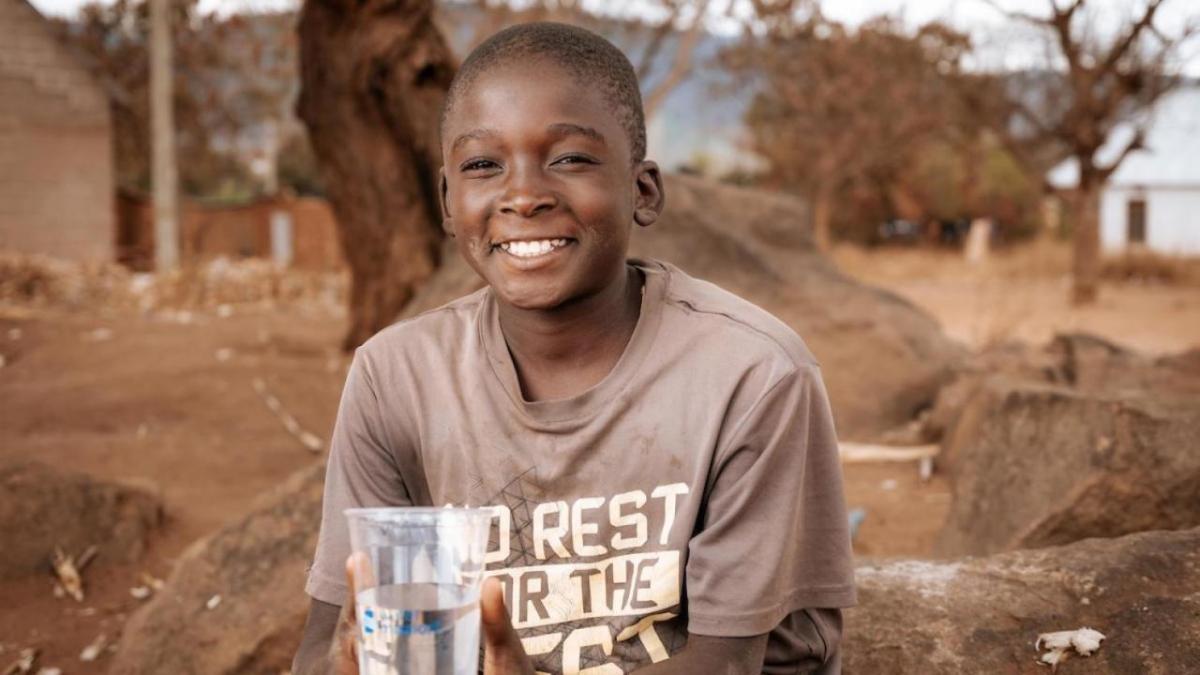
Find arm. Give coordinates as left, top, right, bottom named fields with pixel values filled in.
left=291, top=599, right=340, bottom=675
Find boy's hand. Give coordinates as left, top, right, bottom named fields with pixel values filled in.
left=482, top=577, right=535, bottom=675
left=336, top=559, right=532, bottom=675
left=331, top=555, right=362, bottom=675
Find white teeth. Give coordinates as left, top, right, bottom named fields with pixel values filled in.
left=498, top=238, right=569, bottom=258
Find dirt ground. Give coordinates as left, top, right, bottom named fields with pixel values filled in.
left=2, top=242, right=1195, bottom=671
left=832, top=240, right=1200, bottom=355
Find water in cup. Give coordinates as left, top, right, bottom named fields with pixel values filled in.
left=356, top=582, right=481, bottom=675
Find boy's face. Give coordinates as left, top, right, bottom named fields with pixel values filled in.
left=440, top=61, right=663, bottom=312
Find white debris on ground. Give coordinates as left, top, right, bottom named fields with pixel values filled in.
left=35, top=668, right=62, bottom=675
left=206, top=594, right=222, bottom=610
left=252, top=377, right=324, bottom=453
left=79, top=634, right=107, bottom=662
left=50, top=545, right=97, bottom=602
left=82, top=328, right=113, bottom=342
left=215, top=347, right=235, bottom=362
left=130, top=585, right=152, bottom=600
left=1, top=252, right=346, bottom=313
left=1036, top=627, right=1106, bottom=670
left=2, top=647, right=38, bottom=675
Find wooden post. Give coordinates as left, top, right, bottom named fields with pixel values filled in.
left=150, top=0, right=179, bottom=271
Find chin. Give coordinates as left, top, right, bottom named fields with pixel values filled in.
left=495, top=283, right=570, bottom=311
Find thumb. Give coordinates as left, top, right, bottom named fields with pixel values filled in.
left=481, top=577, right=533, bottom=675
left=481, top=577, right=516, bottom=646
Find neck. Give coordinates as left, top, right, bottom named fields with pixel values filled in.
left=496, top=265, right=643, bottom=401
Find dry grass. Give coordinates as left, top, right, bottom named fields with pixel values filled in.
left=1101, top=249, right=1200, bottom=286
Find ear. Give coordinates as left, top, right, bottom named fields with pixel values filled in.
left=632, top=160, right=664, bottom=228
left=438, top=169, right=456, bottom=238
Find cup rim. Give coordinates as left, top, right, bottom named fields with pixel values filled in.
left=343, top=506, right=493, bottom=520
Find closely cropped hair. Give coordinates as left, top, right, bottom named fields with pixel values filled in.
left=441, top=22, right=647, bottom=162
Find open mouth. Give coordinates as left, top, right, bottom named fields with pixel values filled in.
left=495, top=238, right=573, bottom=259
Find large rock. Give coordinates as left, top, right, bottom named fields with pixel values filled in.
left=935, top=334, right=1200, bottom=557
left=109, top=463, right=323, bottom=675
left=0, top=460, right=163, bottom=579
left=847, top=527, right=1200, bottom=674
left=404, top=175, right=964, bottom=440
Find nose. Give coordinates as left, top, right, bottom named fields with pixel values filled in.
left=497, top=164, right=557, bottom=218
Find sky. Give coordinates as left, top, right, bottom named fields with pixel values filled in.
left=26, top=0, right=1200, bottom=75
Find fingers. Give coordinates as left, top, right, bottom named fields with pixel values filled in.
left=331, top=554, right=363, bottom=675
left=481, top=577, right=533, bottom=675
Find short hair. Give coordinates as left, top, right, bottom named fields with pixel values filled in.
left=441, top=22, right=647, bottom=162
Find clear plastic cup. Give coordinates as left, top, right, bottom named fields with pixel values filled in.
left=345, top=507, right=493, bottom=675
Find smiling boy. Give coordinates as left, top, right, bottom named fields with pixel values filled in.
left=293, top=22, right=855, bottom=675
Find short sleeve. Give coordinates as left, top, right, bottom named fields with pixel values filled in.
left=685, top=364, right=856, bottom=637
left=306, top=349, right=413, bottom=606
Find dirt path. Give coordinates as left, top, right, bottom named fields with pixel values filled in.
left=0, top=303, right=347, bottom=670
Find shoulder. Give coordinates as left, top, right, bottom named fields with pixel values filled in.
left=355, top=287, right=488, bottom=369
left=643, top=258, right=819, bottom=375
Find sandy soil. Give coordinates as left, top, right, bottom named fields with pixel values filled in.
left=0, top=303, right=347, bottom=670
left=2, top=242, right=1194, bottom=670
left=832, top=241, right=1200, bottom=355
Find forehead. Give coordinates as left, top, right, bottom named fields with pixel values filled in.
left=442, top=61, right=629, bottom=154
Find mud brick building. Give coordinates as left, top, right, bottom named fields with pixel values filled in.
left=0, top=0, right=115, bottom=262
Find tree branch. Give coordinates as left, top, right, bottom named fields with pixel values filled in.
left=642, top=0, right=712, bottom=118
left=1096, top=127, right=1145, bottom=181
left=1099, top=0, right=1165, bottom=74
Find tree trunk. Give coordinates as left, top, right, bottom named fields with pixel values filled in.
left=1071, top=178, right=1102, bottom=305
left=296, top=0, right=456, bottom=350
left=812, top=181, right=835, bottom=253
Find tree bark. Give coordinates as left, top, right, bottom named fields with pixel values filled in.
left=296, top=0, right=456, bottom=350
left=1071, top=177, right=1102, bottom=305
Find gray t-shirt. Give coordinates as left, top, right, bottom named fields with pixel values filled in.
left=307, top=259, right=856, bottom=674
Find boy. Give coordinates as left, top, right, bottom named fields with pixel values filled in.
left=293, top=21, right=855, bottom=675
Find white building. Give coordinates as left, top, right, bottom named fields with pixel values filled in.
left=1049, top=86, right=1200, bottom=256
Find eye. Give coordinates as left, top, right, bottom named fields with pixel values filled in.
left=552, top=154, right=597, bottom=167
left=461, top=158, right=499, bottom=173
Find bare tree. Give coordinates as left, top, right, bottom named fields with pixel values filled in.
left=730, top=11, right=970, bottom=250
left=296, top=0, right=455, bottom=350
left=983, top=0, right=1199, bottom=303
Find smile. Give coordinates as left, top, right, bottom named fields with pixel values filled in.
left=496, top=238, right=572, bottom=258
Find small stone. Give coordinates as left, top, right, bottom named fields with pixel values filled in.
left=298, top=431, right=323, bottom=453
left=80, top=634, right=107, bottom=662
left=130, top=586, right=152, bottom=600
left=205, top=594, right=221, bottom=610
left=35, top=668, right=62, bottom=675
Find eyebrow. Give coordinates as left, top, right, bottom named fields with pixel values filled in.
left=451, top=123, right=607, bottom=153
left=450, top=128, right=498, bottom=153
left=546, top=123, right=606, bottom=145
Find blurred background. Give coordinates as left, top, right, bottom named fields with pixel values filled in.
left=1, top=0, right=1198, bottom=672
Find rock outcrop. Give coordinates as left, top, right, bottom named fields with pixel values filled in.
left=404, top=174, right=964, bottom=439
left=108, top=463, right=323, bottom=675
left=846, top=527, right=1200, bottom=674
left=934, top=334, right=1200, bottom=556
left=0, top=460, right=163, bottom=579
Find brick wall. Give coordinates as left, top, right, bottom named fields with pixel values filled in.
left=0, top=0, right=115, bottom=262
left=118, top=193, right=344, bottom=272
